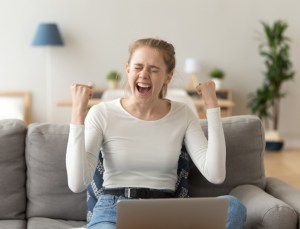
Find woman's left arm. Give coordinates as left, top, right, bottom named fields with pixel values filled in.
left=184, top=81, right=226, bottom=184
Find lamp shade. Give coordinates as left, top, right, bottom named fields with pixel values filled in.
left=184, top=58, right=199, bottom=74
left=32, top=23, right=64, bottom=46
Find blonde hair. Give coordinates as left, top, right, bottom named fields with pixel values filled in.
left=128, top=38, right=176, bottom=98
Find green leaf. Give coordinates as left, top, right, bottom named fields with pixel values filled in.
left=248, top=19, right=295, bottom=130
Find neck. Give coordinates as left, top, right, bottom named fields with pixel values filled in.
left=121, top=97, right=170, bottom=121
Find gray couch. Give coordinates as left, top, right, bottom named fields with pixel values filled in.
left=0, top=115, right=300, bottom=229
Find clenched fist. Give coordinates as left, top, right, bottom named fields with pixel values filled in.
left=196, top=80, right=219, bottom=109
left=70, top=84, right=93, bottom=124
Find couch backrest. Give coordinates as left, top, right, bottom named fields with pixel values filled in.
left=24, top=115, right=265, bottom=221
left=0, top=119, right=27, bottom=220
left=189, top=115, right=266, bottom=197
left=25, top=123, right=86, bottom=221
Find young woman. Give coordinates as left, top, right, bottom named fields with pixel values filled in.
left=66, top=38, right=246, bottom=229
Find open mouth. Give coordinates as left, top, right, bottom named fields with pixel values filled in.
left=136, top=83, right=152, bottom=95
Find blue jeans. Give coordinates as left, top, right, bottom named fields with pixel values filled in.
left=217, top=195, right=247, bottom=229
left=87, top=194, right=246, bottom=229
left=87, top=194, right=125, bottom=229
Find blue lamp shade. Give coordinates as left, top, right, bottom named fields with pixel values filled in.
left=32, top=23, right=64, bottom=46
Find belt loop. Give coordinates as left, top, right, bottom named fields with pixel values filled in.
left=125, top=188, right=132, bottom=198
left=128, top=188, right=131, bottom=198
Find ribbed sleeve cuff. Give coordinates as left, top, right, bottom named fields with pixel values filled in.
left=206, top=107, right=221, bottom=117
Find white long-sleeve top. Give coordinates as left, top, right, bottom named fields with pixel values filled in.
left=66, top=99, right=226, bottom=193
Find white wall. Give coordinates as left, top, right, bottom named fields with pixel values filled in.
left=0, top=0, right=299, bottom=148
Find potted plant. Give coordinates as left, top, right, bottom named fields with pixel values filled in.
left=106, top=70, right=121, bottom=89
left=209, top=68, right=225, bottom=90
left=248, top=20, right=295, bottom=151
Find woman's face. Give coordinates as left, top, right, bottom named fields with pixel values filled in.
left=126, top=47, right=172, bottom=102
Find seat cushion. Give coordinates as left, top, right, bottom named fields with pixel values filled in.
left=0, top=220, right=26, bottom=229
left=0, top=119, right=26, bottom=219
left=27, top=217, right=86, bottom=229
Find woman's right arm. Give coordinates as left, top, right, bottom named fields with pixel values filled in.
left=66, top=84, right=102, bottom=193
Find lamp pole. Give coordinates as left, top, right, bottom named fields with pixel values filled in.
left=32, top=23, right=64, bottom=123
left=46, top=46, right=52, bottom=122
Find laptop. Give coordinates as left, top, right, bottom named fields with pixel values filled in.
left=116, top=197, right=228, bottom=229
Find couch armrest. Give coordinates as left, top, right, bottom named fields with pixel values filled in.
left=230, top=184, right=297, bottom=229
left=266, top=177, right=300, bottom=229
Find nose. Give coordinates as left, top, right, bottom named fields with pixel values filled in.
left=139, top=68, right=149, bottom=78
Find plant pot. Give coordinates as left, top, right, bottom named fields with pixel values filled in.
left=107, top=80, right=119, bottom=89
left=212, top=78, right=222, bottom=90
left=265, top=141, right=284, bottom=151
left=265, top=130, right=284, bottom=152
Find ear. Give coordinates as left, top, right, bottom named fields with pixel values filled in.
left=164, top=72, right=173, bottom=85
left=125, top=63, right=130, bottom=74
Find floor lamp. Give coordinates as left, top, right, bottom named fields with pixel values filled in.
left=32, top=23, right=64, bottom=122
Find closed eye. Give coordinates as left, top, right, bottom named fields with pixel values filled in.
left=149, top=66, right=160, bottom=73
left=133, top=64, right=143, bottom=71
left=132, top=64, right=160, bottom=73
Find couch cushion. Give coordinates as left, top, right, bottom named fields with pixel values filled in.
left=189, top=115, right=266, bottom=197
left=27, top=217, right=85, bottom=229
left=26, top=123, right=86, bottom=221
left=0, top=119, right=26, bottom=219
left=0, top=220, right=26, bottom=229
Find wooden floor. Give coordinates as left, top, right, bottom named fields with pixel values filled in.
left=264, top=148, right=300, bottom=189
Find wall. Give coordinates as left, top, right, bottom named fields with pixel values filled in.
left=0, top=0, right=299, bottom=147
